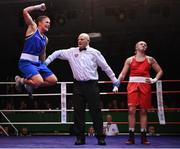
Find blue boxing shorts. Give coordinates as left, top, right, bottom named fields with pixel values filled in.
left=18, top=59, right=54, bottom=79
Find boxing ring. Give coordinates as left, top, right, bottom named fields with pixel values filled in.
left=0, top=80, right=180, bottom=148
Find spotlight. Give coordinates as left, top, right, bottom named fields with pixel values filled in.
left=57, top=15, right=66, bottom=25
left=88, top=32, right=102, bottom=38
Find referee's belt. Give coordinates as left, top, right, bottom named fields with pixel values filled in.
left=74, top=79, right=98, bottom=83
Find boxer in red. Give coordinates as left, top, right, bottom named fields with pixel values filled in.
left=114, top=41, right=163, bottom=144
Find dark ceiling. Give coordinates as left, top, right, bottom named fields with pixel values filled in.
left=0, top=0, right=180, bottom=80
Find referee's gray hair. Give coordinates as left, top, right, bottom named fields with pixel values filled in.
left=79, top=33, right=90, bottom=42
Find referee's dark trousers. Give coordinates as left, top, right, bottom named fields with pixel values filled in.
left=73, top=80, right=104, bottom=140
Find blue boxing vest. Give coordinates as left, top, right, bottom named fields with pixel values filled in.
left=22, top=29, right=47, bottom=56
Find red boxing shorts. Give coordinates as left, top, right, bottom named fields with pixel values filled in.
left=127, top=82, right=152, bottom=109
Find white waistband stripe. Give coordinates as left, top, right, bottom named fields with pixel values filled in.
left=129, top=76, right=148, bottom=83
left=20, top=53, right=39, bottom=62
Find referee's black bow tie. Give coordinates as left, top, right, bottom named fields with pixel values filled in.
left=79, top=48, right=86, bottom=51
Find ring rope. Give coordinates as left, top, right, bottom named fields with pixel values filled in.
left=0, top=79, right=179, bottom=135
left=0, top=108, right=180, bottom=112
left=0, top=122, right=180, bottom=125
left=1, top=79, right=180, bottom=85
left=0, top=111, right=19, bottom=135
left=0, top=90, right=180, bottom=97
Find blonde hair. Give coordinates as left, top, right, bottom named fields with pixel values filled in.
left=36, top=15, right=49, bottom=26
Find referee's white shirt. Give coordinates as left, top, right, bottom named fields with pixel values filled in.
left=45, top=46, right=118, bottom=83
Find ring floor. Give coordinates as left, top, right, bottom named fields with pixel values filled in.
left=0, top=135, right=180, bottom=149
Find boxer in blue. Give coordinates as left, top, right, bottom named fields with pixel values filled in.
left=15, top=3, right=57, bottom=98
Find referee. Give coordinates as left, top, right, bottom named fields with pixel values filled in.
left=45, top=33, right=120, bottom=145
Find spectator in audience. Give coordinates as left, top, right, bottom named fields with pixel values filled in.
left=44, top=101, right=52, bottom=110
left=112, top=99, right=118, bottom=109
left=33, top=100, right=39, bottom=109
left=103, top=114, right=119, bottom=136
left=118, top=100, right=126, bottom=109
left=19, top=100, right=27, bottom=110
left=107, top=99, right=118, bottom=109
left=99, top=100, right=104, bottom=109
left=4, top=101, right=14, bottom=111
left=20, top=127, right=29, bottom=136
left=0, top=127, right=4, bottom=136
left=147, top=125, right=160, bottom=136
left=0, top=126, right=9, bottom=136
left=107, top=101, right=113, bottom=109
left=87, top=126, right=95, bottom=136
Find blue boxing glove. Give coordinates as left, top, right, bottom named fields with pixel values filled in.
left=112, top=80, right=120, bottom=92
left=43, top=60, right=49, bottom=66
left=113, top=80, right=120, bottom=88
